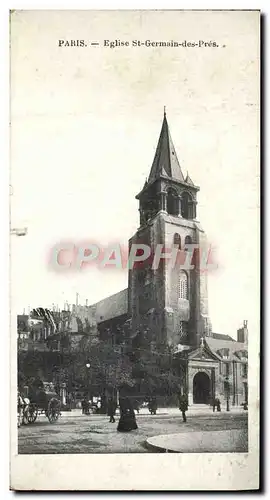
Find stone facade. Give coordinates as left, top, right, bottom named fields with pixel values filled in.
left=185, top=338, right=248, bottom=407
left=89, top=112, right=249, bottom=407
left=129, top=111, right=211, bottom=350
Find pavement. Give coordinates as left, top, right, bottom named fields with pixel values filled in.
left=18, top=409, right=248, bottom=454
left=146, top=428, right=248, bottom=453
left=63, top=405, right=247, bottom=418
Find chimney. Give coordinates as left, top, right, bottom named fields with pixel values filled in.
left=237, top=320, right=248, bottom=343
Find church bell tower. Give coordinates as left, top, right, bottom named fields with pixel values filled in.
left=128, top=111, right=211, bottom=350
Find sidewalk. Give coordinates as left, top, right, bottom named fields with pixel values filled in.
left=146, top=428, right=248, bottom=453
left=61, top=406, right=247, bottom=418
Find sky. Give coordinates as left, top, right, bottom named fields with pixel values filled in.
left=10, top=10, right=259, bottom=339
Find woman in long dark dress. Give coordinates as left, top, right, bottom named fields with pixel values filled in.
left=117, top=397, right=138, bottom=432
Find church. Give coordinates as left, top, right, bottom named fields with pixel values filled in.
left=89, top=111, right=248, bottom=408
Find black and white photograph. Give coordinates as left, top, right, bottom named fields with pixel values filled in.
left=10, top=9, right=259, bottom=490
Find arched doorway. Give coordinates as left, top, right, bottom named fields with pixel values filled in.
left=193, top=372, right=210, bottom=404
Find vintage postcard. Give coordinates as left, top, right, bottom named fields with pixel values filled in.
left=10, top=9, right=260, bottom=490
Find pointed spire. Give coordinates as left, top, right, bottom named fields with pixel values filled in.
left=185, top=171, right=195, bottom=186
left=148, top=112, right=185, bottom=184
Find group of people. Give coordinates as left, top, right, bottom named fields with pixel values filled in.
left=81, top=397, right=102, bottom=415
left=108, top=396, right=158, bottom=429
left=81, top=395, right=138, bottom=432
left=81, top=393, right=191, bottom=431
left=109, top=394, right=188, bottom=429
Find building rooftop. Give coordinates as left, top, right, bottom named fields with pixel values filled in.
left=212, top=332, right=235, bottom=341
left=148, top=111, right=185, bottom=184
left=89, top=289, right=128, bottom=323
left=206, top=337, right=248, bottom=361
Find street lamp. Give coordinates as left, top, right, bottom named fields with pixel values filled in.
left=86, top=362, right=91, bottom=401
left=225, top=377, right=230, bottom=412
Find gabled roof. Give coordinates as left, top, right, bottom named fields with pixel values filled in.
left=148, top=112, right=185, bottom=184
left=188, top=342, right=221, bottom=362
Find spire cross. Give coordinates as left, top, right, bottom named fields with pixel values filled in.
left=164, top=105, right=166, bottom=116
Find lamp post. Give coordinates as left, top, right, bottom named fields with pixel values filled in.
left=86, top=362, right=91, bottom=402
left=225, top=376, right=230, bottom=412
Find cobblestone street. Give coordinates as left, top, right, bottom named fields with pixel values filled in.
left=18, top=410, right=248, bottom=454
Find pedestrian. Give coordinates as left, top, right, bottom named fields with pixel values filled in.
left=148, top=397, right=158, bottom=415
left=178, top=393, right=188, bottom=423
left=117, top=397, right=138, bottom=432
left=85, top=399, right=90, bottom=415
left=17, top=391, right=24, bottom=427
left=107, top=397, right=117, bottom=423
left=81, top=398, right=86, bottom=415
left=66, top=394, right=72, bottom=411
left=213, top=397, right=221, bottom=412
left=96, top=398, right=101, bottom=414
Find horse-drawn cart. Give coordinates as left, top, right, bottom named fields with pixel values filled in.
left=18, top=381, right=61, bottom=425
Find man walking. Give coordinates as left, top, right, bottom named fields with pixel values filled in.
left=107, top=397, right=117, bottom=423
left=178, top=393, right=188, bottom=423
left=81, top=397, right=86, bottom=415
left=148, top=396, right=158, bottom=415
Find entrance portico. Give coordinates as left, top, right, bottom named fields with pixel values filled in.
left=187, top=342, right=221, bottom=406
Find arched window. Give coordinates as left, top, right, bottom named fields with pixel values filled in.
left=181, top=192, right=193, bottom=219
left=179, top=321, right=188, bottom=339
left=184, top=235, right=192, bottom=248
left=173, top=233, right=181, bottom=250
left=178, top=270, right=188, bottom=299
left=167, top=188, right=178, bottom=216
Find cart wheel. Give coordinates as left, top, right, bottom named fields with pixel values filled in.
left=27, top=404, right=38, bottom=424
left=47, top=398, right=61, bottom=423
